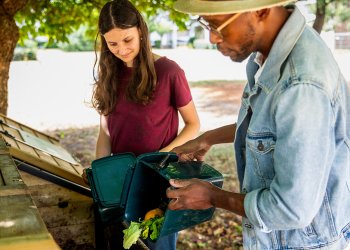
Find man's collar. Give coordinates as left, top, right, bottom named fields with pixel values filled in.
left=257, top=7, right=306, bottom=92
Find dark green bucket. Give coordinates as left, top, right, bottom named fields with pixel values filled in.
left=86, top=152, right=223, bottom=238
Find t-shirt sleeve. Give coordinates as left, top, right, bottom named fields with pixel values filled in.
left=171, top=67, right=192, bottom=108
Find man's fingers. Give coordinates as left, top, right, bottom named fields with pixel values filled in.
left=169, top=178, right=191, bottom=188
left=168, top=197, right=184, bottom=210
left=167, top=179, right=192, bottom=204
left=177, top=153, right=193, bottom=161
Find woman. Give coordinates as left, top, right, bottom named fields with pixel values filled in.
left=89, top=0, right=200, bottom=249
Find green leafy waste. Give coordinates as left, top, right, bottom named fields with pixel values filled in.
left=123, top=216, right=165, bottom=249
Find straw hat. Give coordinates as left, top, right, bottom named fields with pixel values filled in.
left=174, top=0, right=296, bottom=15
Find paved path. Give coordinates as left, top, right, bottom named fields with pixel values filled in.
left=8, top=48, right=350, bottom=132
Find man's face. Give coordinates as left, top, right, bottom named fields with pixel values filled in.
left=202, top=13, right=257, bottom=62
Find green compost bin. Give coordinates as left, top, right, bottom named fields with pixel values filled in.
left=86, top=152, right=223, bottom=238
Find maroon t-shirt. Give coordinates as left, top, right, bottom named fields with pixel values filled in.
left=107, top=57, right=192, bottom=156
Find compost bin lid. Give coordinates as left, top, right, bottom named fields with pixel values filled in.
left=91, top=153, right=136, bottom=208
left=0, top=113, right=87, bottom=188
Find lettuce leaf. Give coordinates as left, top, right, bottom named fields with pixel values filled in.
left=149, top=216, right=164, bottom=240
left=123, top=216, right=165, bottom=249
left=122, top=221, right=142, bottom=249
left=141, top=226, right=149, bottom=240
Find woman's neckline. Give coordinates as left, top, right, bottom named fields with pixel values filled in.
left=123, top=56, right=166, bottom=69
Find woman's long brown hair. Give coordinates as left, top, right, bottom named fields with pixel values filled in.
left=92, top=0, right=157, bottom=115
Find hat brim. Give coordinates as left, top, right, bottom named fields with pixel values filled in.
left=174, top=0, right=296, bottom=15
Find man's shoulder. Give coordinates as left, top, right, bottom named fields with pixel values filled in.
left=289, top=26, right=340, bottom=80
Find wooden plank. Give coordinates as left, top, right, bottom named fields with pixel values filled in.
left=19, top=170, right=93, bottom=221
left=17, top=170, right=95, bottom=248
left=0, top=194, right=48, bottom=238
left=36, top=132, right=51, bottom=141
left=0, top=234, right=60, bottom=250
left=20, top=171, right=91, bottom=204
left=0, top=136, right=17, bottom=151
left=0, top=114, right=59, bottom=142
left=8, top=146, right=87, bottom=187
left=55, top=157, right=81, bottom=175
left=0, top=154, right=26, bottom=188
left=2, top=118, right=18, bottom=129
left=36, top=150, right=58, bottom=165
left=0, top=117, right=88, bottom=188
left=16, top=140, right=38, bottom=157
left=2, top=135, right=87, bottom=187
left=0, top=143, right=9, bottom=155
left=20, top=173, right=92, bottom=206
left=71, top=164, right=84, bottom=176
left=38, top=203, right=94, bottom=228
left=2, top=126, right=22, bottom=140
left=0, top=187, right=28, bottom=197
left=17, top=124, right=34, bottom=134
left=0, top=136, right=62, bottom=249
left=19, top=169, right=54, bottom=186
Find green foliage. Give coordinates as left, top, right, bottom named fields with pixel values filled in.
left=15, top=0, right=189, bottom=47
left=133, top=0, right=189, bottom=30
left=153, top=40, right=162, bottom=48
left=58, top=25, right=95, bottom=51
left=332, top=2, right=350, bottom=23
left=309, top=0, right=350, bottom=30
left=15, top=0, right=101, bottom=46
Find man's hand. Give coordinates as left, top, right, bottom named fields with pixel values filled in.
left=167, top=178, right=247, bottom=217
left=171, top=124, right=237, bottom=161
left=171, top=136, right=211, bottom=162
left=166, top=178, right=219, bottom=210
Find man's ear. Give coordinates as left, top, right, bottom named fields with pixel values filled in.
left=255, top=8, right=270, bottom=21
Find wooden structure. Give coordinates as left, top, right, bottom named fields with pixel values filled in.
left=0, top=113, right=87, bottom=187
left=0, top=114, right=95, bottom=249
left=0, top=137, right=60, bottom=250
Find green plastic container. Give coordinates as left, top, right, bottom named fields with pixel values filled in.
left=86, top=152, right=223, bottom=238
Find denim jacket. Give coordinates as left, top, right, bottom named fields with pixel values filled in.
left=234, top=7, right=350, bottom=249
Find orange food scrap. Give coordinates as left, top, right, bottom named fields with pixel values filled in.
left=144, top=208, right=164, bottom=221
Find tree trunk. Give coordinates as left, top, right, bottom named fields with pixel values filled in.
left=0, top=0, right=28, bottom=115
left=312, top=0, right=327, bottom=34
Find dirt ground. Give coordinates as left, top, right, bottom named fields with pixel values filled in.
left=192, top=81, right=244, bottom=117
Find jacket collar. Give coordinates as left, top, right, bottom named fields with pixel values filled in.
left=257, top=7, right=306, bottom=92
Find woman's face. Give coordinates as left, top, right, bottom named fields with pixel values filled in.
left=103, top=27, right=141, bottom=67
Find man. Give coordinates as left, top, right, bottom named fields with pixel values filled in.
left=166, top=0, right=350, bottom=249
